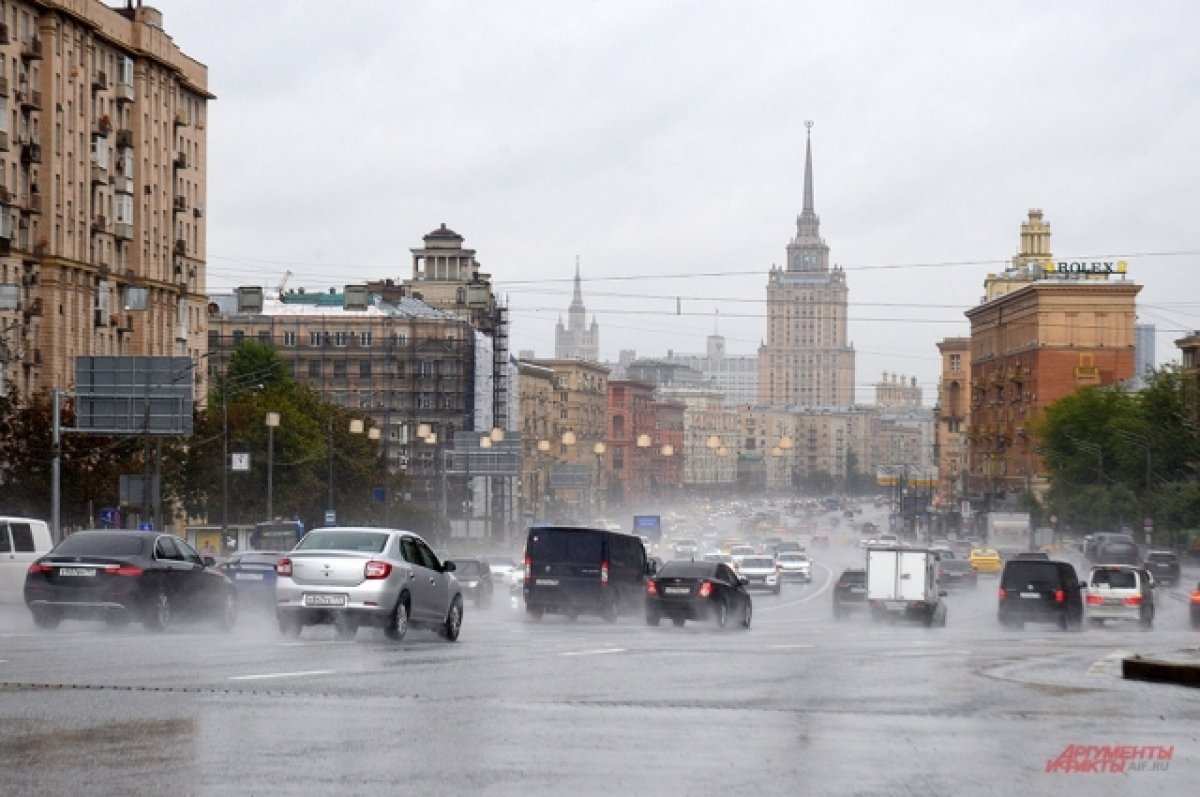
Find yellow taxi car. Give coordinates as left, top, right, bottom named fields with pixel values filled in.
left=967, top=548, right=1003, bottom=574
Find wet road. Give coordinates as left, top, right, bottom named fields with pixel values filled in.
left=1, top=543, right=1198, bottom=796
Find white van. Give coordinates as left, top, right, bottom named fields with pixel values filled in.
left=0, top=518, right=54, bottom=604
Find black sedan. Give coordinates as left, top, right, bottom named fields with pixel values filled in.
left=938, top=558, right=979, bottom=590
left=216, top=550, right=284, bottom=608
left=1144, top=550, right=1181, bottom=587
left=645, top=560, right=752, bottom=629
left=24, top=530, right=238, bottom=632
left=832, top=567, right=868, bottom=619
left=447, top=558, right=495, bottom=608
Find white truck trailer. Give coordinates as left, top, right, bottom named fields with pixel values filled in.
left=866, top=546, right=947, bottom=627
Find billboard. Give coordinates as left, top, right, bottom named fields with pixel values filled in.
left=75, top=356, right=194, bottom=435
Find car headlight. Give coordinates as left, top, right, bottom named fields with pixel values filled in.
left=465, top=580, right=478, bottom=588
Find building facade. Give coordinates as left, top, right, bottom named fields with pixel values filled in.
left=0, top=2, right=209, bottom=399
left=964, top=210, right=1141, bottom=500
left=757, top=123, right=855, bottom=408
left=527, top=358, right=608, bottom=520
left=554, top=261, right=598, bottom=361
left=934, top=336, right=970, bottom=511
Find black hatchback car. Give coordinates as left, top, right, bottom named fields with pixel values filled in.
left=997, top=558, right=1083, bottom=630
left=645, top=560, right=752, bottom=629
left=1143, top=550, right=1181, bottom=587
left=832, top=567, right=868, bottom=619
left=24, top=530, right=238, bottom=632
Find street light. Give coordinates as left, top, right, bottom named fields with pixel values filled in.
left=265, top=411, right=280, bottom=520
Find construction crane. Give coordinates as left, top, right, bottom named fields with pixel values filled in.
left=276, top=270, right=293, bottom=296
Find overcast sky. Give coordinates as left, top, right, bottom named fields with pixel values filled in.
left=151, top=1, right=1200, bottom=405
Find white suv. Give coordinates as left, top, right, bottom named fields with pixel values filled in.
left=1085, top=565, right=1155, bottom=628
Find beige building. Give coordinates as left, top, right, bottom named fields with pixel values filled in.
left=758, top=124, right=855, bottom=408
left=0, top=2, right=210, bottom=399
left=934, top=337, right=970, bottom=508
left=515, top=359, right=556, bottom=520
left=526, top=358, right=608, bottom=517
left=964, top=210, right=1141, bottom=499
left=658, top=386, right=737, bottom=490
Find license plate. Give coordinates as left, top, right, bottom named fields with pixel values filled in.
left=58, top=567, right=96, bottom=577
left=535, top=578, right=559, bottom=586
left=235, top=573, right=265, bottom=581
left=664, top=586, right=691, bottom=595
left=1020, top=591, right=1040, bottom=598
left=303, top=594, right=347, bottom=607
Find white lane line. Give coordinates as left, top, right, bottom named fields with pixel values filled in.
left=228, top=669, right=336, bottom=681
left=1088, top=650, right=1132, bottom=676
left=561, top=648, right=626, bottom=657
left=767, top=644, right=815, bottom=650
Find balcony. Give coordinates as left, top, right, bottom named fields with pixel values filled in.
left=114, top=221, right=132, bottom=240
left=0, top=131, right=7, bottom=152
left=113, top=174, right=133, bottom=194
left=0, top=76, right=7, bottom=96
left=173, top=111, right=189, bottom=127
left=0, top=23, right=9, bottom=45
left=92, top=214, right=108, bottom=232
left=115, top=81, right=134, bottom=104
left=92, top=70, right=108, bottom=91
left=90, top=163, right=107, bottom=184
left=19, top=142, right=39, bottom=164
left=173, top=152, right=187, bottom=170
left=173, top=195, right=187, bottom=213
left=96, top=115, right=113, bottom=136
left=116, top=129, right=134, bottom=148
left=174, top=238, right=187, bottom=256
left=21, top=35, right=42, bottom=60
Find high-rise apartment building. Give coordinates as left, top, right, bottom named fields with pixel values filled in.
left=0, top=2, right=209, bottom=399
left=758, top=123, right=855, bottom=407
left=554, top=261, right=598, bottom=361
left=964, top=210, right=1141, bottom=500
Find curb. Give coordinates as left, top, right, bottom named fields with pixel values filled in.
left=1122, top=656, right=1200, bottom=688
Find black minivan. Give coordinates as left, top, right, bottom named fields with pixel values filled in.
left=523, top=526, right=654, bottom=621
left=997, top=558, right=1084, bottom=630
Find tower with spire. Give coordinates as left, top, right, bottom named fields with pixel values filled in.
left=555, top=258, right=600, bottom=361
left=758, top=121, right=856, bottom=407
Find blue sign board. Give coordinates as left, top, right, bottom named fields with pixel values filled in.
left=99, top=508, right=119, bottom=528
left=633, top=515, right=662, bottom=542
left=138, top=521, right=155, bottom=531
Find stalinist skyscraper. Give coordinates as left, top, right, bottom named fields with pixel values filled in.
left=757, top=122, right=856, bottom=407
left=554, top=261, right=600, bottom=361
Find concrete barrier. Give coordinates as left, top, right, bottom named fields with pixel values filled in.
left=1122, top=655, right=1200, bottom=688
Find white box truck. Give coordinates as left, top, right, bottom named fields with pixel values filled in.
left=866, top=546, right=946, bottom=627
left=0, top=517, right=53, bottom=604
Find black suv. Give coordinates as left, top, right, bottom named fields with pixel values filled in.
left=832, top=568, right=868, bottom=619
left=1143, top=550, right=1181, bottom=587
left=523, top=526, right=654, bottom=621
left=997, top=558, right=1084, bottom=630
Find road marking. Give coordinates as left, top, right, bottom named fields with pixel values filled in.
left=757, top=563, right=835, bottom=611
left=561, top=648, right=625, bottom=657
left=228, top=669, right=335, bottom=681
left=767, top=644, right=815, bottom=650
left=1088, top=650, right=1132, bottom=676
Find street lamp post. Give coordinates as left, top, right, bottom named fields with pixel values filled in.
left=265, top=411, right=280, bottom=520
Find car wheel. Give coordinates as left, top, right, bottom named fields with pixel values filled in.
left=277, top=613, right=302, bottom=638
left=385, top=596, right=410, bottom=642
left=672, top=617, right=686, bottom=627
left=526, top=604, right=544, bottom=621
left=714, top=599, right=729, bottom=628
left=440, top=597, right=463, bottom=642
left=645, top=611, right=660, bottom=626
left=334, top=615, right=358, bottom=640
left=143, top=590, right=171, bottom=632
left=741, top=601, right=752, bottom=629
left=31, top=607, right=62, bottom=630
left=216, top=590, right=238, bottom=633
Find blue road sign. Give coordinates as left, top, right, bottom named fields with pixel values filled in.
left=138, top=521, right=155, bottom=531
left=99, top=508, right=119, bottom=527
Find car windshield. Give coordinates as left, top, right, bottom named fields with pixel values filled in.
left=839, top=570, right=866, bottom=585
left=52, top=533, right=146, bottom=557
left=1000, top=562, right=1062, bottom=590
left=659, top=561, right=717, bottom=579
left=779, top=553, right=807, bottom=562
left=295, top=531, right=389, bottom=554
left=942, top=560, right=971, bottom=572
left=230, top=553, right=280, bottom=567
left=741, top=557, right=773, bottom=568
left=527, top=530, right=603, bottom=562
left=454, top=561, right=482, bottom=577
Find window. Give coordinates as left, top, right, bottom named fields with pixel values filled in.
left=309, top=332, right=323, bottom=346
left=115, top=194, right=133, bottom=224
left=307, top=361, right=320, bottom=378
left=392, top=332, right=407, bottom=347
left=333, top=332, right=349, bottom=347
left=283, top=331, right=296, bottom=347
left=90, top=136, right=108, bottom=169
left=359, top=361, right=372, bottom=378
left=359, top=331, right=372, bottom=347
left=232, top=330, right=244, bottom=345
left=950, top=354, right=961, bottom=373
left=257, top=330, right=270, bottom=344
left=333, top=361, right=347, bottom=378
left=117, top=55, right=133, bottom=86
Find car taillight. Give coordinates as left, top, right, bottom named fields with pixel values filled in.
left=104, top=565, right=143, bottom=577
left=776, top=564, right=783, bottom=573
left=698, top=581, right=713, bottom=598
left=1191, top=591, right=1200, bottom=604
left=997, top=588, right=1006, bottom=600
left=1086, top=594, right=1104, bottom=605
left=600, top=560, right=609, bottom=587
left=276, top=558, right=293, bottom=577
left=523, top=556, right=531, bottom=584
left=364, top=560, right=391, bottom=579
left=1053, top=589, right=1065, bottom=603
left=27, top=563, right=53, bottom=574
left=646, top=580, right=658, bottom=596
left=1123, top=595, right=1142, bottom=606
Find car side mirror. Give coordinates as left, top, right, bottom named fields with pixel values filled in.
left=646, top=560, right=658, bottom=576
left=738, top=576, right=749, bottom=586
left=938, top=590, right=948, bottom=597
left=203, top=556, right=216, bottom=567
left=443, top=561, right=457, bottom=573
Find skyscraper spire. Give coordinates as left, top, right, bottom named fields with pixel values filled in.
left=802, top=119, right=815, bottom=216
left=572, top=255, right=584, bottom=307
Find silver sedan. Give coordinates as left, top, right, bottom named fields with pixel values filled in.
left=274, top=527, right=463, bottom=642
